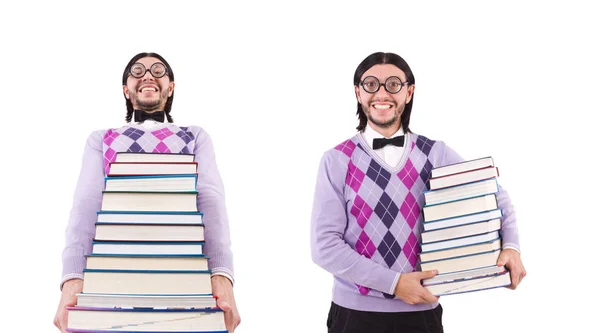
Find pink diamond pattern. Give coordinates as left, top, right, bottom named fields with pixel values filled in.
left=400, top=192, right=420, bottom=229
left=357, top=285, right=370, bottom=295
left=402, top=232, right=419, bottom=267
left=397, top=159, right=419, bottom=189
left=103, top=130, right=119, bottom=145
left=356, top=230, right=376, bottom=258
left=345, top=160, right=365, bottom=193
left=103, top=147, right=117, bottom=175
left=153, top=141, right=171, bottom=153
left=335, top=139, right=357, bottom=158
left=350, top=195, right=373, bottom=228
left=152, top=128, right=175, bottom=140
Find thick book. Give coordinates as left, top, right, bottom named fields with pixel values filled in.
left=82, top=269, right=212, bottom=295
left=424, top=178, right=499, bottom=205
left=66, top=307, right=225, bottom=332
left=92, top=241, right=204, bottom=255
left=97, top=211, right=204, bottom=224
left=422, top=208, right=502, bottom=232
left=101, top=191, right=198, bottom=212
left=423, top=194, right=498, bottom=222
left=420, top=248, right=501, bottom=274
left=94, top=223, right=205, bottom=242
left=423, top=266, right=511, bottom=296
left=115, top=152, right=195, bottom=163
left=427, top=166, right=499, bottom=190
left=431, top=156, right=494, bottom=179
left=420, top=230, right=500, bottom=253
left=104, top=174, right=198, bottom=192
left=75, top=293, right=217, bottom=309
left=419, top=238, right=501, bottom=263
left=85, top=254, right=209, bottom=271
left=421, top=218, right=501, bottom=244
left=107, top=162, right=198, bottom=176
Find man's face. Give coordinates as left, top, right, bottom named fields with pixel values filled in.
left=355, top=64, right=414, bottom=132
left=123, top=57, right=174, bottom=112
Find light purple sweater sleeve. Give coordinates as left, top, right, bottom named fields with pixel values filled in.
left=440, top=142, right=520, bottom=250
left=61, top=131, right=105, bottom=287
left=311, top=152, right=400, bottom=295
left=191, top=127, right=234, bottom=280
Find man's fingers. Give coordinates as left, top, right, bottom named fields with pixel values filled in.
left=419, top=270, right=438, bottom=279
left=217, top=298, right=232, bottom=311
left=224, top=311, right=235, bottom=333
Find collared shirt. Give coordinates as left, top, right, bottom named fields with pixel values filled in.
left=360, top=123, right=406, bottom=168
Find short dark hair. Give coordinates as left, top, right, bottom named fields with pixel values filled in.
left=122, top=52, right=175, bottom=123
left=354, top=52, right=415, bottom=133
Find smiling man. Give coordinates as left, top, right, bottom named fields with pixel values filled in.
left=53, top=52, right=240, bottom=333
left=310, top=52, right=526, bottom=333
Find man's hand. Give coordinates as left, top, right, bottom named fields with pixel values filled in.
left=394, top=270, right=440, bottom=304
left=53, top=279, right=83, bottom=332
left=497, top=248, right=526, bottom=289
left=211, top=275, right=241, bottom=333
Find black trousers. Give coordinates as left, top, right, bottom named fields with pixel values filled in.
left=327, top=302, right=443, bottom=333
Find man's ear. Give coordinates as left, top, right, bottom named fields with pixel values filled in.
left=168, top=82, right=175, bottom=97
left=123, top=85, right=130, bottom=99
left=355, top=85, right=362, bottom=104
left=405, top=84, right=415, bottom=104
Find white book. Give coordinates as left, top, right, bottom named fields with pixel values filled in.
left=431, top=157, right=494, bottom=178
left=420, top=230, right=500, bottom=253
left=428, top=167, right=499, bottom=190
left=423, top=265, right=507, bottom=285
left=104, top=174, right=197, bottom=192
left=86, top=254, right=209, bottom=271
left=421, top=219, right=501, bottom=244
left=423, top=194, right=498, bottom=222
left=423, top=209, right=502, bottom=231
left=424, top=178, right=499, bottom=205
left=97, top=211, right=204, bottom=224
left=67, top=307, right=225, bottom=332
left=94, top=223, right=205, bottom=242
left=420, top=249, right=501, bottom=274
left=108, top=162, right=198, bottom=176
left=75, top=293, right=217, bottom=309
left=92, top=241, right=204, bottom=255
left=115, top=152, right=195, bottom=163
left=424, top=269, right=511, bottom=296
left=101, top=191, right=198, bottom=212
left=419, top=238, right=502, bottom=262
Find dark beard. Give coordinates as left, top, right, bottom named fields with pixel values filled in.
left=362, top=104, right=404, bottom=128
left=135, top=98, right=162, bottom=111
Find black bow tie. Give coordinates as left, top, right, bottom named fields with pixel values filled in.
left=134, top=110, right=165, bottom=123
left=372, top=136, right=405, bottom=150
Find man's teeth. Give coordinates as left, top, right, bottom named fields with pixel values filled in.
left=373, top=104, right=392, bottom=110
left=141, top=87, right=157, bottom=92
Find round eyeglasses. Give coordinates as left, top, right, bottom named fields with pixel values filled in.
left=360, top=76, right=409, bottom=94
left=129, top=62, right=168, bottom=79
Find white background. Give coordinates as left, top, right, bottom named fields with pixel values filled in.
left=1, top=1, right=598, bottom=332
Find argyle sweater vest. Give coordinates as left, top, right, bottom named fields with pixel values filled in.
left=102, top=124, right=195, bottom=174
left=336, top=134, right=436, bottom=295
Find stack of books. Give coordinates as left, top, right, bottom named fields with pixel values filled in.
left=66, top=152, right=227, bottom=333
left=418, top=156, right=512, bottom=296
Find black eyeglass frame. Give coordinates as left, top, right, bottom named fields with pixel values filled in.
left=129, top=62, right=168, bottom=79
left=360, top=76, right=410, bottom=94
